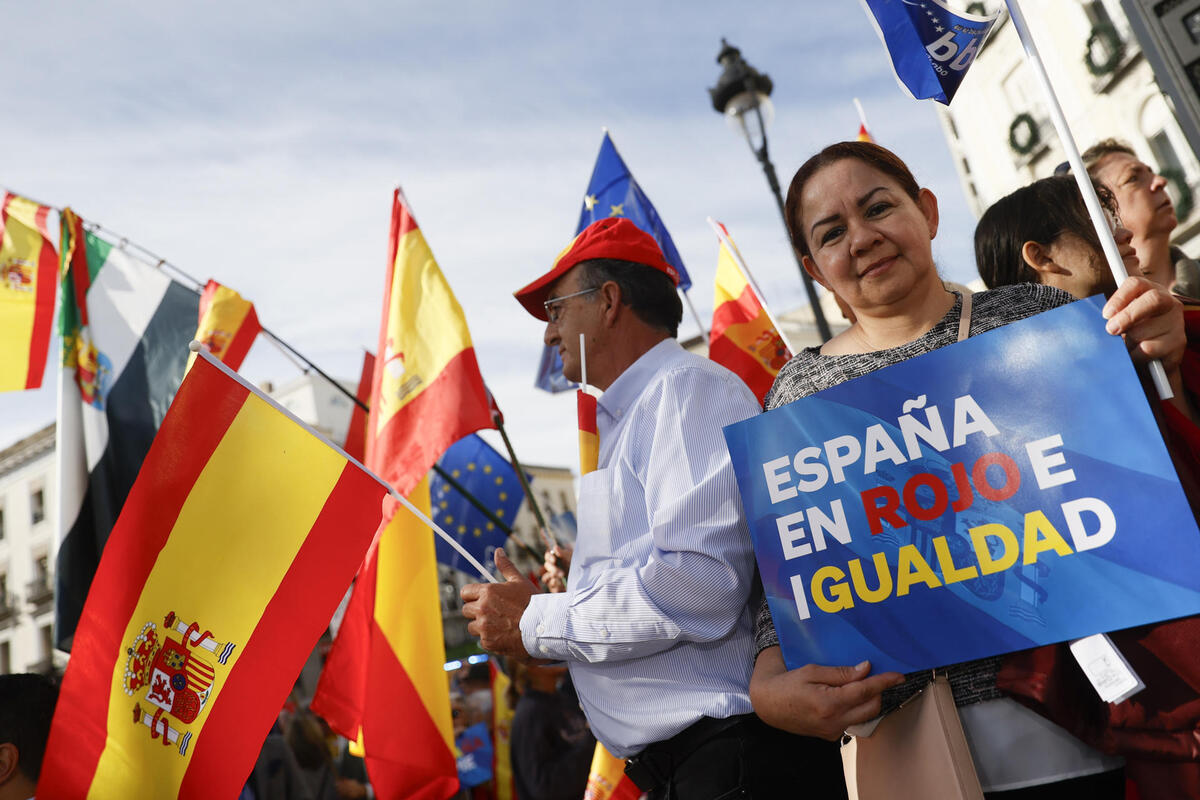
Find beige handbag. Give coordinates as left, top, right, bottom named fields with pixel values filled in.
left=840, top=675, right=984, bottom=800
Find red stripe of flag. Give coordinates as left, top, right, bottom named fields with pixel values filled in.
left=178, top=462, right=385, bottom=799
left=25, top=220, right=58, bottom=388
left=40, top=360, right=249, bottom=797
left=369, top=347, right=492, bottom=492
left=578, top=391, right=598, bottom=435
left=221, top=303, right=261, bottom=370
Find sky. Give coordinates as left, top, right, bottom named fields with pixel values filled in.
left=0, top=1, right=986, bottom=469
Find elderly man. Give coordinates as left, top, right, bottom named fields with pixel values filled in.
left=1081, top=139, right=1200, bottom=297
left=461, top=218, right=847, bottom=799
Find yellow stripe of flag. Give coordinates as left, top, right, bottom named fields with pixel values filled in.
left=88, top=392, right=348, bottom=796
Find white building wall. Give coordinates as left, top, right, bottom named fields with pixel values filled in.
left=938, top=0, right=1200, bottom=256
left=0, top=425, right=60, bottom=675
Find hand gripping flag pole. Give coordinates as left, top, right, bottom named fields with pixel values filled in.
left=191, top=342, right=500, bottom=584
left=1003, top=0, right=1171, bottom=400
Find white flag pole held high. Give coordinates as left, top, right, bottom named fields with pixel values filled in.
left=1004, top=0, right=1171, bottom=400
left=706, top=216, right=796, bottom=354
left=189, top=342, right=501, bottom=584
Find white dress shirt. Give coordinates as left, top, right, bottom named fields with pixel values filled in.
left=520, top=339, right=760, bottom=757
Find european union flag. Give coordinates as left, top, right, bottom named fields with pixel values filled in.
left=430, top=434, right=528, bottom=573
left=862, top=0, right=999, bottom=105
left=536, top=131, right=693, bottom=392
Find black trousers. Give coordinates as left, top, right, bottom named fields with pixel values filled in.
left=645, top=715, right=847, bottom=800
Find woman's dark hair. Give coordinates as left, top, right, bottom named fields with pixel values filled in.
left=784, top=141, right=922, bottom=258
left=974, top=175, right=1117, bottom=289
left=580, top=258, right=683, bottom=338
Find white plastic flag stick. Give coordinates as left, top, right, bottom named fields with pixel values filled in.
left=853, top=97, right=870, bottom=131
left=1004, top=0, right=1171, bottom=400
left=579, top=332, right=588, bottom=393
left=190, top=342, right=500, bottom=584
left=707, top=216, right=797, bottom=354
left=682, top=290, right=710, bottom=340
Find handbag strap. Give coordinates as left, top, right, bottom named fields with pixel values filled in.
left=956, top=290, right=973, bottom=343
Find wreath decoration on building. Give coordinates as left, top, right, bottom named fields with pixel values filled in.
left=1008, top=112, right=1039, bottom=156
left=1160, top=166, right=1195, bottom=221
left=1085, top=23, right=1125, bottom=77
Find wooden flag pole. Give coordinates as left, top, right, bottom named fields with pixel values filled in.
left=1004, top=0, right=1171, bottom=399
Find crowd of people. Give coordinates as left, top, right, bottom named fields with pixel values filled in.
left=462, top=136, right=1200, bottom=800
left=7, top=138, right=1199, bottom=800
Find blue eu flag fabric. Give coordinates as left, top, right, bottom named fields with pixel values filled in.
left=430, top=434, right=528, bottom=573
left=862, top=0, right=999, bottom=105
left=536, top=131, right=692, bottom=392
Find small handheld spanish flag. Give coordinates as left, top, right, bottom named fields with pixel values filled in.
left=190, top=279, right=261, bottom=371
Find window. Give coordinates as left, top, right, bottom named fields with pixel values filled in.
left=0, top=504, right=5, bottom=540
left=33, top=555, right=48, bottom=586
left=0, top=573, right=7, bottom=598
left=40, top=624, right=54, bottom=658
left=0, top=641, right=9, bottom=674
left=30, top=488, right=45, bottom=525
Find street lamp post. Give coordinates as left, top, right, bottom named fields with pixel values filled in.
left=708, top=39, right=833, bottom=343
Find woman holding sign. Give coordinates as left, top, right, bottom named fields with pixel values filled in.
left=749, top=142, right=1187, bottom=798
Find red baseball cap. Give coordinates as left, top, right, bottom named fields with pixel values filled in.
left=514, top=217, right=680, bottom=321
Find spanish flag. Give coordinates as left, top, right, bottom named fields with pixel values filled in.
left=708, top=221, right=791, bottom=404
left=190, top=279, right=261, bottom=370
left=856, top=122, right=874, bottom=143
left=40, top=349, right=388, bottom=799
left=366, top=188, right=494, bottom=495
left=0, top=191, right=56, bottom=392
left=313, top=188, right=489, bottom=799
left=491, top=660, right=517, bottom=800
left=578, top=389, right=599, bottom=475
left=584, top=745, right=642, bottom=800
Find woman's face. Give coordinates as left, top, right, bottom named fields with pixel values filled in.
left=797, top=158, right=940, bottom=315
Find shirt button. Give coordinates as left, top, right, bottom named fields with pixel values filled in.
left=536, top=625, right=545, bottom=635
left=539, top=645, right=549, bottom=654
left=601, top=628, right=610, bottom=637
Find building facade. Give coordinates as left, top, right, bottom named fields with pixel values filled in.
left=939, top=0, right=1200, bottom=248
left=0, top=423, right=59, bottom=675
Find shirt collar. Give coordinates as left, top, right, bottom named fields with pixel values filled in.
left=597, top=338, right=680, bottom=422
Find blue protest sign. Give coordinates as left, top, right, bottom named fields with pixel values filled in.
left=724, top=298, right=1200, bottom=674
left=455, top=722, right=494, bottom=787
left=861, top=0, right=1000, bottom=105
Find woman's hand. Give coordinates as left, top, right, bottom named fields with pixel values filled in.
left=748, top=646, right=904, bottom=741
left=1103, top=276, right=1197, bottom=421
left=1103, top=275, right=1186, bottom=372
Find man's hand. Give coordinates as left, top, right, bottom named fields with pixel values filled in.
left=748, top=646, right=904, bottom=741
left=461, top=549, right=538, bottom=660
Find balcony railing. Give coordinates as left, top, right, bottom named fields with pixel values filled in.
left=26, top=576, right=53, bottom=610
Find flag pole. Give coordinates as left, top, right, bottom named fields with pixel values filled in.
left=853, top=97, right=870, bottom=131
left=707, top=217, right=796, bottom=354
left=1004, top=0, right=1171, bottom=399
left=191, top=342, right=501, bottom=584
left=681, top=290, right=710, bottom=340
left=490, top=409, right=558, bottom=550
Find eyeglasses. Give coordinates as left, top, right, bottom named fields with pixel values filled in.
left=544, top=287, right=598, bottom=324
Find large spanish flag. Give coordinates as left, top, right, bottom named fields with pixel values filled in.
left=708, top=221, right=791, bottom=404
left=366, top=188, right=493, bottom=495
left=40, top=351, right=388, bottom=799
left=189, top=279, right=261, bottom=371
left=313, top=187, right=489, bottom=799
left=0, top=191, right=57, bottom=392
